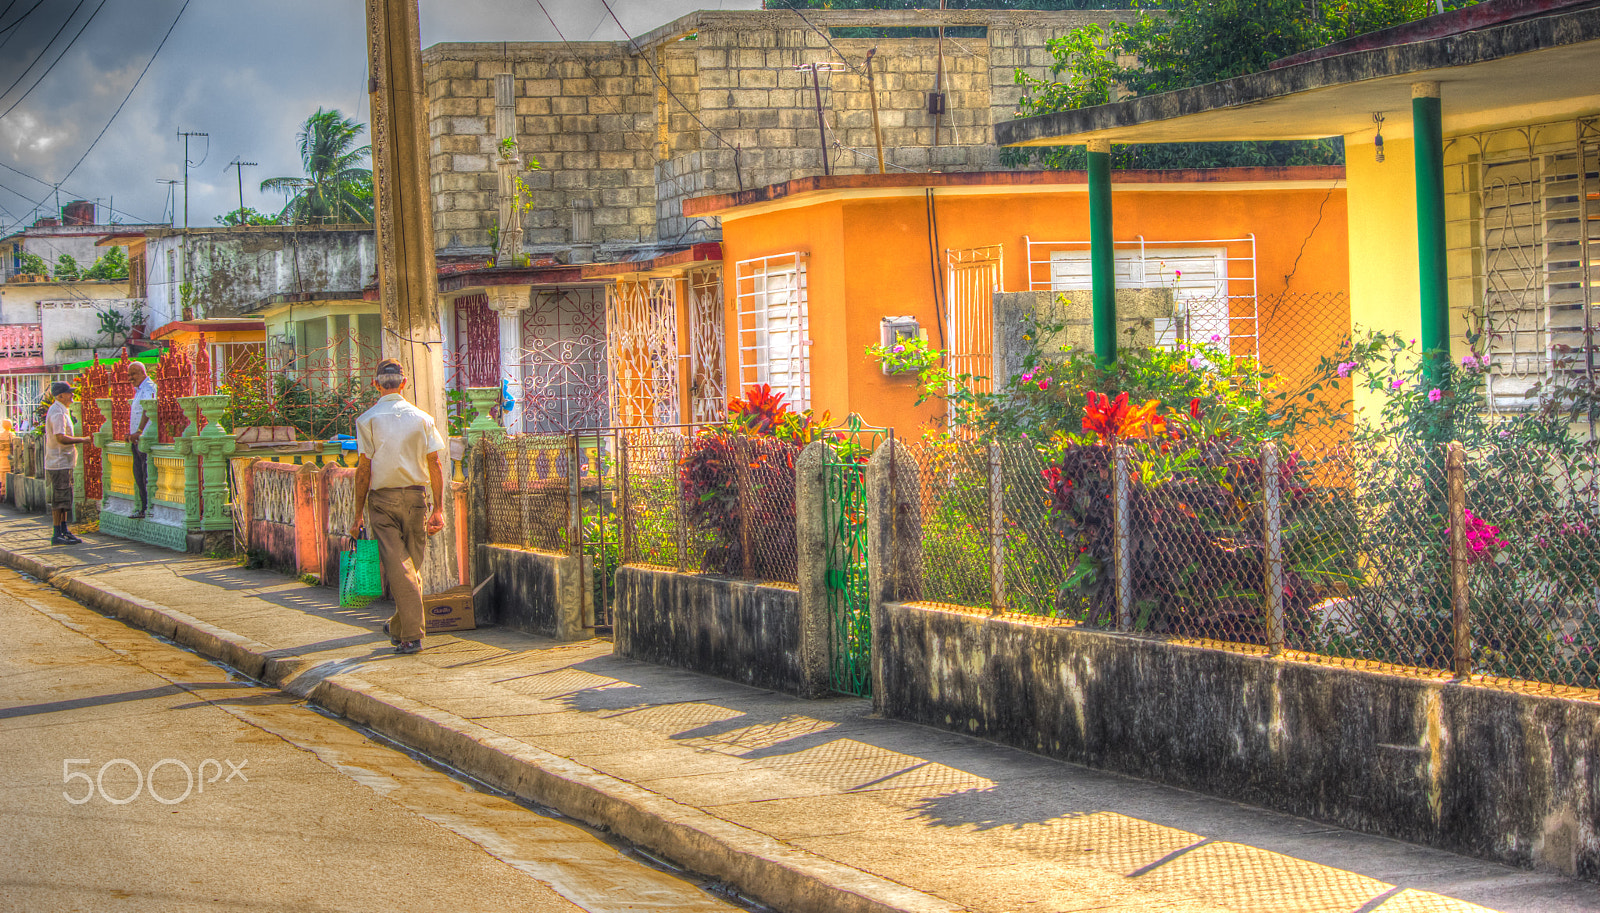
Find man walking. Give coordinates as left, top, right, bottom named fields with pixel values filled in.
left=348, top=360, right=446, bottom=655
left=44, top=381, right=89, bottom=545
left=128, top=361, right=156, bottom=519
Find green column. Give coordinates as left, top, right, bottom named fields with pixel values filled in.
left=1087, top=139, right=1116, bottom=365
left=1413, top=82, right=1449, bottom=383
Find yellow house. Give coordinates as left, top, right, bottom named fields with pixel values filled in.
left=996, top=0, right=1600, bottom=424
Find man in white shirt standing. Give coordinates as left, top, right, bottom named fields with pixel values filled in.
left=128, top=361, right=156, bottom=519
left=349, top=359, right=446, bottom=654
left=44, top=381, right=90, bottom=545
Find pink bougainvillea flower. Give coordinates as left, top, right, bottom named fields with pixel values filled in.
left=1020, top=372, right=1033, bottom=382
left=1209, top=333, right=1222, bottom=343
left=1336, top=361, right=1357, bottom=378
left=1391, top=378, right=1405, bottom=390
left=1037, top=378, right=1050, bottom=391
left=1428, top=388, right=1443, bottom=402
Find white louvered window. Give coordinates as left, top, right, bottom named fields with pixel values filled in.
left=735, top=253, right=809, bottom=409
left=1478, top=141, right=1600, bottom=410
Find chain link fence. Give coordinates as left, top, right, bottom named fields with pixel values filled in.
left=471, top=426, right=805, bottom=630
left=476, top=433, right=582, bottom=553
left=894, top=433, right=1600, bottom=694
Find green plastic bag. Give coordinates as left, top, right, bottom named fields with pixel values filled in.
left=339, top=539, right=384, bottom=608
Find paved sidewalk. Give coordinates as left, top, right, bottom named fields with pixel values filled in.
left=2, top=511, right=1594, bottom=913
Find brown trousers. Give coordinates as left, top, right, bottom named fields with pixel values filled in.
left=368, top=487, right=428, bottom=642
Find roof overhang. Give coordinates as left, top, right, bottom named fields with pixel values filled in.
left=150, top=318, right=265, bottom=341
left=995, top=3, right=1600, bottom=147
left=686, top=168, right=1345, bottom=221
left=578, top=242, right=724, bottom=279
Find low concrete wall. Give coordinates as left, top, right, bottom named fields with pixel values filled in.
left=876, top=600, right=1600, bottom=881
left=614, top=565, right=822, bottom=696
left=477, top=543, right=588, bottom=641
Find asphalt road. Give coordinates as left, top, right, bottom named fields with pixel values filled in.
left=0, top=567, right=743, bottom=913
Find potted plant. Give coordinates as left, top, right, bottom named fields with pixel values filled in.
left=128, top=300, right=147, bottom=339
left=179, top=280, right=196, bottom=321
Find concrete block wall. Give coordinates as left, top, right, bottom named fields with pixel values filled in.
left=425, top=9, right=1135, bottom=256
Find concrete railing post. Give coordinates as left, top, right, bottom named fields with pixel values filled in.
left=1263, top=442, right=1284, bottom=655
left=91, top=397, right=115, bottom=507
left=794, top=440, right=831, bottom=698
left=293, top=462, right=322, bottom=579
left=865, top=438, right=921, bottom=709
left=236, top=458, right=258, bottom=555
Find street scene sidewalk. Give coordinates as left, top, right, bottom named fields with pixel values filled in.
left=2, top=510, right=1592, bottom=913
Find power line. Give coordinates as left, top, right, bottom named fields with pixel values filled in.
left=0, top=0, right=50, bottom=55
left=594, top=0, right=741, bottom=157
left=0, top=0, right=87, bottom=113
left=0, top=0, right=106, bottom=124
left=0, top=0, right=184, bottom=235
left=529, top=0, right=704, bottom=206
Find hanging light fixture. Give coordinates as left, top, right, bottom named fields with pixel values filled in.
left=1373, top=113, right=1386, bottom=163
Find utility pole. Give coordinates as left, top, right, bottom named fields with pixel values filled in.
left=367, top=0, right=447, bottom=430
left=177, top=129, right=208, bottom=230
left=227, top=158, right=258, bottom=220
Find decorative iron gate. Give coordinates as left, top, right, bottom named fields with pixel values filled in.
left=823, top=418, right=889, bottom=696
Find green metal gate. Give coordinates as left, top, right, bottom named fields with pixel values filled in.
left=823, top=418, right=888, bottom=696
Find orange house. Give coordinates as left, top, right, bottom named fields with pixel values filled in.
left=684, top=168, right=1350, bottom=435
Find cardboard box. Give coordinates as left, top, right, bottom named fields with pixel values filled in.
left=423, top=584, right=477, bottom=633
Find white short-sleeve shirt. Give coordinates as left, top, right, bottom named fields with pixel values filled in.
left=44, top=401, right=76, bottom=471
left=356, top=393, right=446, bottom=490
left=129, top=376, right=156, bottom=438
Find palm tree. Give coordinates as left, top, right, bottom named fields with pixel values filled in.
left=260, top=109, right=374, bottom=225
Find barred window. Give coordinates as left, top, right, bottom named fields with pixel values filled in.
left=735, top=252, right=809, bottom=409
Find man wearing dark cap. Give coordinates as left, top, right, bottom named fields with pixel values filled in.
left=348, top=359, right=446, bottom=654
left=44, top=381, right=89, bottom=545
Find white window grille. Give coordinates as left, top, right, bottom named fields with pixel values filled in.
left=1449, top=118, right=1600, bottom=416
left=688, top=266, right=727, bottom=423
left=1027, top=235, right=1255, bottom=358
left=606, top=277, right=680, bottom=428
left=735, top=253, right=809, bottom=409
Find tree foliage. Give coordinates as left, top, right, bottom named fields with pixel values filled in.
left=260, top=108, right=374, bottom=225
left=215, top=206, right=283, bottom=226
left=54, top=254, right=80, bottom=280
left=1004, top=0, right=1480, bottom=170
left=83, top=246, right=129, bottom=280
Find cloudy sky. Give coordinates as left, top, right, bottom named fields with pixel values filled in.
left=0, top=0, right=757, bottom=236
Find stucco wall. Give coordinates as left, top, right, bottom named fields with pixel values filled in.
left=423, top=9, right=1133, bottom=256
left=144, top=228, right=376, bottom=325
left=716, top=178, right=1350, bottom=436
left=0, top=280, right=143, bottom=363
left=614, top=565, right=820, bottom=696
left=876, top=600, right=1600, bottom=880
left=477, top=543, right=589, bottom=641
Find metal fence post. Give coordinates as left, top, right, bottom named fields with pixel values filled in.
left=675, top=432, right=688, bottom=573
left=737, top=435, right=755, bottom=580
left=1113, top=443, right=1133, bottom=632
left=989, top=441, right=1006, bottom=615
left=1263, top=441, right=1285, bottom=655
left=618, top=431, right=631, bottom=565
left=1448, top=440, right=1471, bottom=678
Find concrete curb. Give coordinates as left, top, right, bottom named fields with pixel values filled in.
left=0, top=541, right=965, bottom=913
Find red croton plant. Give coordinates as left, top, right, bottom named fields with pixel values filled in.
left=679, top=385, right=828, bottom=580
left=1044, top=389, right=1320, bottom=641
